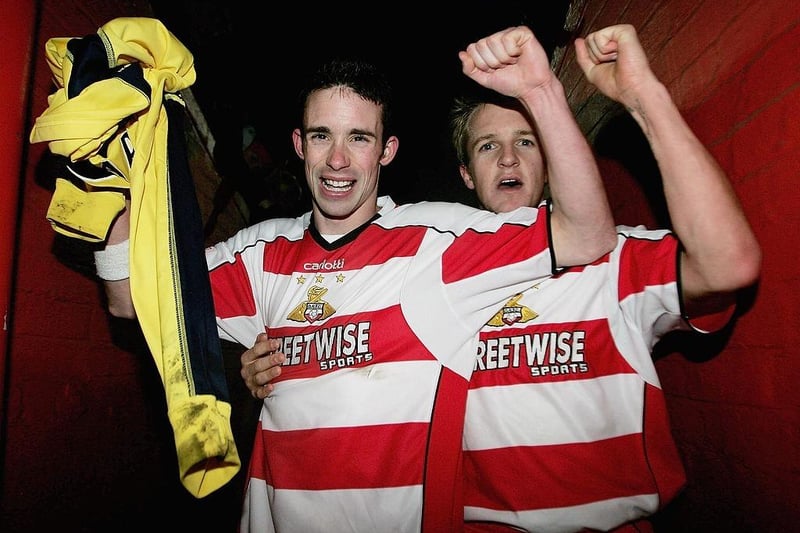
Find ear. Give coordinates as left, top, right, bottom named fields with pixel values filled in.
left=379, top=136, right=399, bottom=166
left=292, top=128, right=305, bottom=160
left=459, top=164, right=476, bottom=190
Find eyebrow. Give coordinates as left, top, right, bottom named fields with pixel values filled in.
left=350, top=128, right=377, bottom=139
left=305, top=125, right=331, bottom=134
left=469, top=133, right=494, bottom=150
left=305, top=125, right=377, bottom=139
left=471, top=129, right=537, bottom=148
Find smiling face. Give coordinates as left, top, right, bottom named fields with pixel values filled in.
left=459, top=102, right=546, bottom=214
left=293, top=86, right=398, bottom=235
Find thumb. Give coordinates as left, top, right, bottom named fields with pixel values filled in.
left=573, top=37, right=593, bottom=77
left=458, top=50, right=475, bottom=75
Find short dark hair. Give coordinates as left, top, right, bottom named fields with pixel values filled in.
left=297, top=58, right=395, bottom=141
left=449, top=87, right=522, bottom=166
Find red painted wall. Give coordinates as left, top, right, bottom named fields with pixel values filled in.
left=0, top=0, right=36, bottom=426
left=2, top=0, right=798, bottom=531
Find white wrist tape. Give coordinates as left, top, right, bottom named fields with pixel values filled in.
left=94, top=239, right=130, bottom=281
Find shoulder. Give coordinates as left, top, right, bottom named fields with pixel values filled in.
left=216, top=211, right=310, bottom=252
left=615, top=224, right=674, bottom=243
left=379, top=199, right=542, bottom=233
left=612, top=225, right=679, bottom=267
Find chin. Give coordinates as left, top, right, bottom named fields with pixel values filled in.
left=501, top=197, right=531, bottom=211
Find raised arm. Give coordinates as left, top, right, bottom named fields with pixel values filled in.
left=459, top=25, right=617, bottom=266
left=575, top=24, right=761, bottom=314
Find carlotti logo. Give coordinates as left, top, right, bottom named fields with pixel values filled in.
left=303, top=258, right=345, bottom=271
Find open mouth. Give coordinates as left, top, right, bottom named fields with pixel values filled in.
left=498, top=178, right=523, bottom=189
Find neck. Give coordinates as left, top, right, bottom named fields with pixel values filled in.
left=313, top=203, right=379, bottom=235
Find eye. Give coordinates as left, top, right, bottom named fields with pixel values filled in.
left=351, top=134, right=370, bottom=143
left=518, top=138, right=537, bottom=147
left=309, top=132, right=329, bottom=141
left=478, top=141, right=496, bottom=152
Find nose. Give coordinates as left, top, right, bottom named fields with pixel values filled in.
left=498, top=146, right=519, bottom=168
left=326, top=141, right=349, bottom=170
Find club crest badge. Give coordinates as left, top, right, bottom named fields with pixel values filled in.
left=486, top=293, right=538, bottom=327
left=287, top=285, right=336, bottom=323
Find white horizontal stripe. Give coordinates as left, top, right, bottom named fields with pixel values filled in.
left=309, top=256, right=411, bottom=317
left=465, top=493, right=658, bottom=533
left=241, top=479, right=275, bottom=533
left=464, top=373, right=644, bottom=450
left=217, top=257, right=413, bottom=345
left=500, top=263, right=613, bottom=324
left=260, top=360, right=442, bottom=431
left=243, top=477, right=422, bottom=533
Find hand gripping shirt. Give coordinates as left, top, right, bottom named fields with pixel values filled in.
left=462, top=226, right=731, bottom=533
left=205, top=196, right=556, bottom=532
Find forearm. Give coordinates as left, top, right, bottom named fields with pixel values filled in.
left=521, top=79, right=616, bottom=265
left=97, top=202, right=137, bottom=318
left=627, top=81, right=761, bottom=295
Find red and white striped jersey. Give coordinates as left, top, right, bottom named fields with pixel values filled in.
left=462, top=226, right=699, bottom=533
left=205, top=197, right=556, bottom=532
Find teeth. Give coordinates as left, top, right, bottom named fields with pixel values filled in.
left=323, top=178, right=351, bottom=189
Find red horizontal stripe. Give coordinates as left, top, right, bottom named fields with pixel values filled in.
left=464, top=433, right=655, bottom=510
left=261, top=225, right=427, bottom=275
left=250, top=422, right=428, bottom=490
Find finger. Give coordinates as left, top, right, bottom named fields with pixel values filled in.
left=241, top=351, right=260, bottom=369
left=242, top=350, right=268, bottom=379
left=465, top=42, right=492, bottom=72
left=497, top=27, right=527, bottom=61
left=583, top=34, right=600, bottom=62
left=458, top=50, right=476, bottom=75
left=256, top=361, right=282, bottom=385
left=247, top=352, right=283, bottom=385
left=254, top=337, right=279, bottom=355
left=589, top=31, right=619, bottom=62
left=474, top=27, right=523, bottom=69
left=252, top=383, right=270, bottom=400
left=253, top=380, right=276, bottom=400
left=248, top=370, right=269, bottom=398
left=241, top=345, right=262, bottom=366
left=483, top=38, right=509, bottom=69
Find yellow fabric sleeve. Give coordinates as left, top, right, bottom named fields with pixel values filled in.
left=168, top=395, right=241, bottom=498
left=46, top=178, right=126, bottom=242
